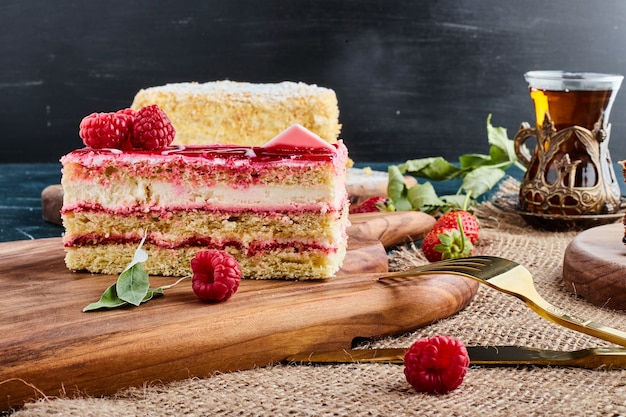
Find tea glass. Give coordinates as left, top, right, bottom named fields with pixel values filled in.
left=513, top=70, right=623, bottom=216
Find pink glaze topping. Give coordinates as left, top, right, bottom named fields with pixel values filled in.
left=61, top=140, right=349, bottom=191
left=63, top=140, right=343, bottom=163
left=262, top=124, right=336, bottom=151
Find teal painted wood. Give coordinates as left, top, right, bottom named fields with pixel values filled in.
left=0, top=163, right=63, bottom=242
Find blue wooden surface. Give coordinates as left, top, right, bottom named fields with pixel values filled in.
left=0, top=163, right=64, bottom=242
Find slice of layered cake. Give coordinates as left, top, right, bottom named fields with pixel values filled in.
left=61, top=123, right=350, bottom=279
left=131, top=80, right=341, bottom=146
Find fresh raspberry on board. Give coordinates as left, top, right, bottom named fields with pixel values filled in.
left=404, top=335, right=470, bottom=394
left=421, top=227, right=473, bottom=262
left=349, top=196, right=389, bottom=214
left=433, top=210, right=480, bottom=244
left=131, top=104, right=176, bottom=150
left=79, top=111, right=133, bottom=149
left=191, top=250, right=242, bottom=302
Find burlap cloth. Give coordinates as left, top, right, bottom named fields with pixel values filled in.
left=8, top=178, right=626, bottom=416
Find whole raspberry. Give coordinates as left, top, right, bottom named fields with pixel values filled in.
left=116, top=108, right=137, bottom=118
left=116, top=108, right=138, bottom=150
left=191, top=250, right=242, bottom=302
left=131, top=104, right=176, bottom=150
left=404, top=335, right=469, bottom=394
left=79, top=111, right=133, bottom=149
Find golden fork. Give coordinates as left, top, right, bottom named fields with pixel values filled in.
left=379, top=256, right=626, bottom=347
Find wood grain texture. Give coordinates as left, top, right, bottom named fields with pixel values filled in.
left=562, top=223, right=626, bottom=310
left=0, top=212, right=476, bottom=411
left=348, top=211, right=435, bottom=248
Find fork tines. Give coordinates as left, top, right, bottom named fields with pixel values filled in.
left=417, top=256, right=494, bottom=272
left=379, top=256, right=512, bottom=282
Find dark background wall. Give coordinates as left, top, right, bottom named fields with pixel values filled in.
left=3, top=0, right=626, bottom=164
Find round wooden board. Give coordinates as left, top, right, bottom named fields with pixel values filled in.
left=562, top=222, right=626, bottom=310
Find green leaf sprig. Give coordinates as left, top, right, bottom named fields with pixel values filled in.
left=83, top=234, right=188, bottom=312
left=387, top=114, right=525, bottom=215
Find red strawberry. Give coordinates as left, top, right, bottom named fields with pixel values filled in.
left=131, top=104, right=176, bottom=150
left=79, top=111, right=133, bottom=149
left=350, top=196, right=389, bottom=214
left=433, top=210, right=480, bottom=244
left=191, top=250, right=242, bottom=302
left=421, top=227, right=473, bottom=262
left=404, top=335, right=470, bottom=394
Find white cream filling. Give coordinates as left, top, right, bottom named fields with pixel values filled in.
left=62, top=179, right=347, bottom=212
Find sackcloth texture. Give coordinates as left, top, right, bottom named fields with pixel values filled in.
left=7, top=177, right=626, bottom=417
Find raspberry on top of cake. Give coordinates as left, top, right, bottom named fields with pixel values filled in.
left=61, top=108, right=350, bottom=280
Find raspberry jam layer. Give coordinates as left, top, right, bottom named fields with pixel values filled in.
left=65, top=233, right=338, bottom=257
left=66, top=142, right=343, bottom=163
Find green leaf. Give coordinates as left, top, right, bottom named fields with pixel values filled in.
left=383, top=114, right=521, bottom=214
left=82, top=233, right=190, bottom=312
left=440, top=194, right=473, bottom=211
left=83, top=285, right=165, bottom=312
left=398, top=157, right=464, bottom=181
left=144, top=287, right=165, bottom=302
left=83, top=284, right=127, bottom=312
left=458, top=153, right=491, bottom=169
left=486, top=114, right=515, bottom=161
left=114, top=235, right=150, bottom=306
left=488, top=144, right=513, bottom=166
left=460, top=166, right=506, bottom=198
left=116, top=262, right=150, bottom=306
left=406, top=182, right=446, bottom=212
left=387, top=165, right=413, bottom=211
left=397, top=157, right=437, bottom=173
left=486, top=113, right=526, bottom=172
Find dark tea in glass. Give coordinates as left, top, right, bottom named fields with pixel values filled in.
left=514, top=71, right=623, bottom=216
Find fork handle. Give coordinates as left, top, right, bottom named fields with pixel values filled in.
left=482, top=267, right=626, bottom=347
left=523, top=291, right=626, bottom=347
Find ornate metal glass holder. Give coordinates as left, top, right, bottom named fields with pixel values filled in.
left=514, top=112, right=621, bottom=216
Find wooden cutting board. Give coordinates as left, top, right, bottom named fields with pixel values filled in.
left=0, top=212, right=478, bottom=412
left=562, top=223, right=626, bottom=310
